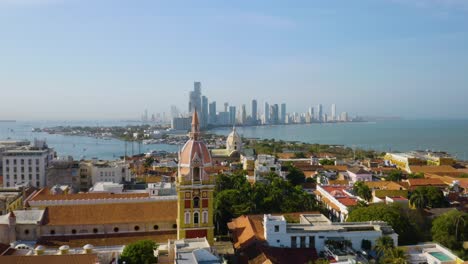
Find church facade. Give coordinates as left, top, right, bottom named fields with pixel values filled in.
left=176, top=110, right=215, bottom=244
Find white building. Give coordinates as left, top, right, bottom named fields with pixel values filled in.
left=81, top=160, right=132, bottom=186
left=263, top=213, right=398, bottom=261
left=346, top=167, right=373, bottom=183
left=2, top=140, right=55, bottom=188
left=253, top=155, right=281, bottom=182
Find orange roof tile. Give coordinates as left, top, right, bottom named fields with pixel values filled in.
left=45, top=201, right=177, bottom=226
left=409, top=165, right=457, bottom=174
left=407, top=178, right=447, bottom=187
left=31, top=189, right=149, bottom=202
left=0, top=254, right=99, bottom=264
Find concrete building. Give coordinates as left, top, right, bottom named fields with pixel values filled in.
left=189, top=82, right=202, bottom=120
left=340, top=112, right=348, bottom=122
left=317, top=104, right=323, bottom=122
left=346, top=167, right=373, bottom=183
left=229, top=106, right=236, bottom=125
left=2, top=140, right=55, bottom=188
left=251, top=100, right=258, bottom=125
left=240, top=104, right=247, bottom=125
left=171, top=117, right=192, bottom=131
left=253, top=155, right=281, bottom=182
left=209, top=102, right=217, bottom=125
left=270, top=104, right=279, bottom=125
left=331, top=104, right=336, bottom=121
left=315, top=185, right=358, bottom=222
left=280, top=103, right=286, bottom=124
left=201, top=96, right=208, bottom=128
left=79, top=160, right=131, bottom=187
left=263, top=102, right=270, bottom=124
left=384, top=151, right=455, bottom=172
left=160, top=238, right=221, bottom=264
left=46, top=156, right=80, bottom=191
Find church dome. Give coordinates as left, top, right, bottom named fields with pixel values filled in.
left=178, top=110, right=212, bottom=183
left=226, top=127, right=242, bottom=153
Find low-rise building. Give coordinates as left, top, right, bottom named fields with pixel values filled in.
left=403, top=243, right=463, bottom=264
left=253, top=155, right=281, bottom=182
left=346, top=167, right=372, bottom=183
left=384, top=151, right=456, bottom=172
left=2, top=140, right=55, bottom=188
left=159, top=238, right=221, bottom=264
left=315, top=185, right=358, bottom=222
left=46, top=156, right=80, bottom=191
left=80, top=160, right=131, bottom=187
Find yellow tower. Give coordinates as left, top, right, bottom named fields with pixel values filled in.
left=176, top=110, right=215, bottom=244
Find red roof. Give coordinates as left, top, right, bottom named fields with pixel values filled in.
left=408, top=178, right=447, bottom=187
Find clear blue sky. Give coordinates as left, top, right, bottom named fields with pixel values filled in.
left=1, top=0, right=467, bottom=120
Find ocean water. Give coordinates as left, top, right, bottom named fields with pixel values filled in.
left=0, top=120, right=179, bottom=160
left=1, top=120, right=467, bottom=160
left=210, top=120, right=468, bottom=160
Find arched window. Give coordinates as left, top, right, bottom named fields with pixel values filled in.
left=185, top=212, right=191, bottom=224
left=153, top=225, right=159, bottom=230
left=193, top=197, right=200, bottom=208
left=194, top=212, right=199, bottom=224
left=202, top=211, right=208, bottom=224
left=72, top=229, right=77, bottom=234
left=193, top=167, right=200, bottom=181
left=114, top=227, right=119, bottom=233
left=134, top=226, right=140, bottom=231
left=93, top=228, right=98, bottom=234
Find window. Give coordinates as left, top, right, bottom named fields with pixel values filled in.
left=72, top=229, right=77, bottom=234
left=50, top=230, right=56, bottom=235
left=300, top=236, right=306, bottom=248
left=134, top=226, right=140, bottom=231
left=193, top=197, right=200, bottom=208
left=291, top=236, right=297, bottom=248
left=172, top=224, right=177, bottom=229
left=6, top=159, right=8, bottom=165
left=21, top=159, right=24, bottom=165
left=153, top=225, right=159, bottom=230
left=113, top=227, right=119, bottom=233
left=309, top=236, right=315, bottom=248
left=93, top=228, right=98, bottom=234
left=202, top=211, right=208, bottom=224
left=36, top=159, right=39, bottom=165
left=193, top=167, right=200, bottom=181
left=14, top=160, right=17, bottom=165
left=24, top=229, right=30, bottom=235
left=28, top=159, right=31, bottom=165
left=274, top=225, right=279, bottom=232
left=185, top=212, right=190, bottom=224
left=194, top=212, right=199, bottom=224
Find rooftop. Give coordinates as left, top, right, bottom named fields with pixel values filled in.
left=0, top=210, right=45, bottom=225
left=0, top=254, right=99, bottom=264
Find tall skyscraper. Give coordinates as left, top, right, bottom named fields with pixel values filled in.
left=208, top=101, right=217, bottom=125
left=263, top=102, right=270, bottom=124
left=317, top=104, right=323, bottom=122
left=189, top=82, right=202, bottom=125
left=308, top=107, right=314, bottom=122
left=271, top=104, right=279, bottom=125
left=229, top=106, right=236, bottom=125
left=241, top=104, right=247, bottom=125
left=251, top=99, right=258, bottom=125
left=201, top=96, right=208, bottom=128
left=280, top=103, right=286, bottom=124
left=331, top=104, right=336, bottom=122
left=224, top=103, right=229, bottom=112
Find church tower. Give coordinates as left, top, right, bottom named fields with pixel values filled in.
left=176, top=110, right=215, bottom=244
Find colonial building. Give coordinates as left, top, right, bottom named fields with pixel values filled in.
left=176, top=110, right=215, bottom=243
left=210, top=126, right=243, bottom=164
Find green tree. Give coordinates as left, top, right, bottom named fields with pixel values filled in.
left=293, top=152, right=307, bottom=158
left=286, top=164, right=306, bottom=185
left=120, top=240, right=157, bottom=264
left=409, top=188, right=428, bottom=209
left=319, top=159, right=335, bottom=166
left=353, top=181, right=373, bottom=202
left=431, top=210, right=467, bottom=253
left=347, top=204, right=420, bottom=245
left=381, top=248, right=407, bottom=264
left=143, top=157, right=155, bottom=168
left=386, top=170, right=403, bottom=181
left=374, top=236, right=395, bottom=257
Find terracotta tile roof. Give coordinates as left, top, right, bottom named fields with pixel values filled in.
left=407, top=178, right=447, bottom=187
left=323, top=165, right=348, bottom=171
left=409, top=165, right=457, bottom=174
left=0, top=254, right=99, bottom=264
left=37, top=231, right=177, bottom=247
left=328, top=180, right=350, bottom=185
left=228, top=215, right=265, bottom=250
left=249, top=246, right=318, bottom=264
left=45, top=201, right=177, bottom=226
left=365, top=181, right=406, bottom=190
left=30, top=189, right=149, bottom=201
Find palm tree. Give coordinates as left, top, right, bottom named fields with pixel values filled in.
left=382, top=248, right=407, bottom=264
left=374, top=236, right=394, bottom=257
left=409, top=189, right=428, bottom=209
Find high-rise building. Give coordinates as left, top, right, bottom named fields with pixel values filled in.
left=280, top=103, right=286, bottom=124
left=263, top=102, right=270, bottom=124
left=189, top=81, right=202, bottom=121
left=229, top=106, right=236, bottom=125
left=317, top=104, right=323, bottom=122
left=251, top=100, right=258, bottom=125
left=241, top=104, right=247, bottom=125
left=271, top=104, right=279, bottom=125
left=331, top=104, right=336, bottom=122
left=341, top=112, right=348, bottom=122
left=308, top=107, right=314, bottom=122
left=208, top=102, right=217, bottom=125
left=201, top=96, right=208, bottom=128
left=224, top=103, right=229, bottom=112
left=170, top=105, right=180, bottom=119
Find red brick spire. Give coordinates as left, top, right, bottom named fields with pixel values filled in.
left=190, top=109, right=200, bottom=140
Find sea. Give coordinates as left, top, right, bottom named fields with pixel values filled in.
left=0, top=120, right=467, bottom=161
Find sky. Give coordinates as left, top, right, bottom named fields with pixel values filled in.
left=0, top=0, right=468, bottom=120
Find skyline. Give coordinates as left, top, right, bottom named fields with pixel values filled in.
left=1, top=0, right=468, bottom=120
